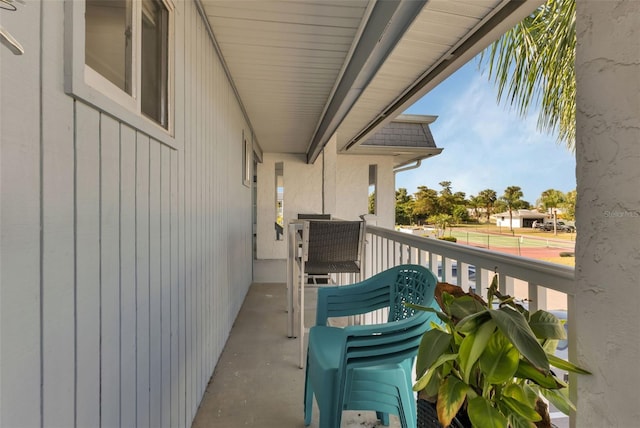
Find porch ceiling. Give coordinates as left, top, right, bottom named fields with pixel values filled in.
left=199, top=0, right=541, bottom=162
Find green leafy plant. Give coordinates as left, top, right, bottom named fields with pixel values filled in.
left=408, top=276, right=590, bottom=427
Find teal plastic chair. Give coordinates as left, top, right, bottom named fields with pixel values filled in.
left=303, top=264, right=439, bottom=428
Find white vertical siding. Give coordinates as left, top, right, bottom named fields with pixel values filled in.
left=0, top=1, right=253, bottom=427
left=76, top=103, right=102, bottom=428
left=0, top=2, right=41, bottom=427
left=41, top=0, right=75, bottom=425
left=120, top=125, right=137, bottom=428
left=135, top=134, right=151, bottom=428
left=101, top=114, right=122, bottom=428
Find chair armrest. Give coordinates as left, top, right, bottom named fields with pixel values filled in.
left=315, top=272, right=397, bottom=325
left=341, top=308, right=437, bottom=338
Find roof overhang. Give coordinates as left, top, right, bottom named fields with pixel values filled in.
left=198, top=0, right=543, bottom=163
left=349, top=114, right=443, bottom=168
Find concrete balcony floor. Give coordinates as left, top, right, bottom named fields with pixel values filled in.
left=191, top=283, right=402, bottom=428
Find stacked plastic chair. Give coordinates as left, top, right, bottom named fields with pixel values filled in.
left=303, top=264, right=439, bottom=428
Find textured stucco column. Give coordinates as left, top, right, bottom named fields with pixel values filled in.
left=575, top=1, right=640, bottom=426
left=322, top=134, right=338, bottom=216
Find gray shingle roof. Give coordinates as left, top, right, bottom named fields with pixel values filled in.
left=362, top=120, right=437, bottom=148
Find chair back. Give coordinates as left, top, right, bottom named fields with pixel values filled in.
left=301, top=220, right=363, bottom=274
left=305, top=264, right=440, bottom=428
left=298, top=213, right=332, bottom=220
left=315, top=264, right=437, bottom=326
left=344, top=310, right=434, bottom=369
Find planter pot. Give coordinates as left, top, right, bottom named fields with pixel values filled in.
left=417, top=398, right=559, bottom=428
left=417, top=399, right=471, bottom=428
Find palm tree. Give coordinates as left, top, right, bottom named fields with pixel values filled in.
left=483, top=0, right=576, bottom=150
left=501, top=186, right=525, bottom=231
left=538, top=189, right=566, bottom=235
left=477, top=189, right=497, bottom=222
left=468, top=195, right=483, bottom=220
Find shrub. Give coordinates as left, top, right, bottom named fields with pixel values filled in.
left=559, top=252, right=574, bottom=257
left=439, top=236, right=457, bottom=243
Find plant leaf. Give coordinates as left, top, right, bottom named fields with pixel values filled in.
left=529, top=310, right=566, bottom=339
left=479, top=331, right=520, bottom=384
left=456, top=310, right=492, bottom=334
left=414, top=353, right=458, bottom=392
left=459, top=319, right=496, bottom=383
left=449, top=296, right=488, bottom=322
left=490, top=307, right=549, bottom=372
left=501, top=396, right=542, bottom=422
left=539, top=386, right=576, bottom=415
left=503, top=384, right=537, bottom=409
left=467, top=396, right=508, bottom=428
left=507, top=412, right=537, bottom=428
left=548, top=352, right=591, bottom=374
left=416, top=329, right=452, bottom=378
left=436, top=377, right=469, bottom=427
left=514, top=359, right=562, bottom=389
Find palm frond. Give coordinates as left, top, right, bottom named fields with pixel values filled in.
left=481, top=0, right=576, bottom=151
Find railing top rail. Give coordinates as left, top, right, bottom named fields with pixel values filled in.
left=365, top=225, right=575, bottom=296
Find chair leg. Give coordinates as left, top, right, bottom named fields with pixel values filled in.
left=304, top=367, right=313, bottom=426
left=318, top=409, right=342, bottom=428
left=376, top=411, right=390, bottom=426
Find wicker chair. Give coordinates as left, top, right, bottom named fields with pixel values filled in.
left=296, top=219, right=364, bottom=368
left=301, top=220, right=363, bottom=285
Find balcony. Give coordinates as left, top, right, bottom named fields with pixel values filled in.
left=193, top=225, right=575, bottom=427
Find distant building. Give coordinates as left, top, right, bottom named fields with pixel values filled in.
left=493, top=209, right=546, bottom=228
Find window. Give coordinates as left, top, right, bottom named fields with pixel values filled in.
left=275, top=162, right=284, bottom=241
left=368, top=164, right=377, bottom=215
left=85, top=0, right=171, bottom=129
left=242, top=134, right=251, bottom=187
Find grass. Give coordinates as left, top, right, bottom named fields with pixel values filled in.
left=453, top=223, right=577, bottom=240
left=404, top=222, right=576, bottom=266
left=540, top=256, right=575, bottom=267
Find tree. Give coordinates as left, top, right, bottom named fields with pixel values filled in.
left=452, top=205, right=469, bottom=225
left=538, top=188, right=566, bottom=234
left=368, top=191, right=375, bottom=215
left=428, top=213, right=453, bottom=237
left=477, top=189, right=497, bottom=222
left=468, top=195, right=483, bottom=220
left=395, top=188, right=414, bottom=225
left=483, top=0, right=576, bottom=150
left=501, top=186, right=525, bottom=231
left=412, top=186, right=439, bottom=224
left=562, top=189, right=576, bottom=221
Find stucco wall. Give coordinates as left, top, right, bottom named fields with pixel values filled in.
left=574, top=0, right=640, bottom=426
left=335, top=154, right=395, bottom=228
left=255, top=140, right=396, bottom=264
left=254, top=142, right=396, bottom=282
left=0, top=2, right=253, bottom=427
left=256, top=152, right=323, bottom=260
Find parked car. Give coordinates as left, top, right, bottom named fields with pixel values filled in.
left=537, top=221, right=576, bottom=232
left=557, top=221, right=576, bottom=232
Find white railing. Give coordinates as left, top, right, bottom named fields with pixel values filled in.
left=363, top=225, right=575, bottom=312
left=361, top=225, right=578, bottom=425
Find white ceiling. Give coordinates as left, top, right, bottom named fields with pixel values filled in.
left=199, top=0, right=542, bottom=162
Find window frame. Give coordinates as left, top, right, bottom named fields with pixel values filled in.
left=65, top=0, right=177, bottom=149
left=243, top=132, right=252, bottom=187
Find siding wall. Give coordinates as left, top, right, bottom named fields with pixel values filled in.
left=1, top=1, right=252, bottom=427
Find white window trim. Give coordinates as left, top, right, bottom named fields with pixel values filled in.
left=65, top=0, right=178, bottom=150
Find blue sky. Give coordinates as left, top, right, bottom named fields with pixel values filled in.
left=396, top=56, right=576, bottom=205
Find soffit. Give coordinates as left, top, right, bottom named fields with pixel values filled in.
left=199, top=0, right=542, bottom=159
left=200, top=0, right=371, bottom=154
left=335, top=0, right=541, bottom=153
